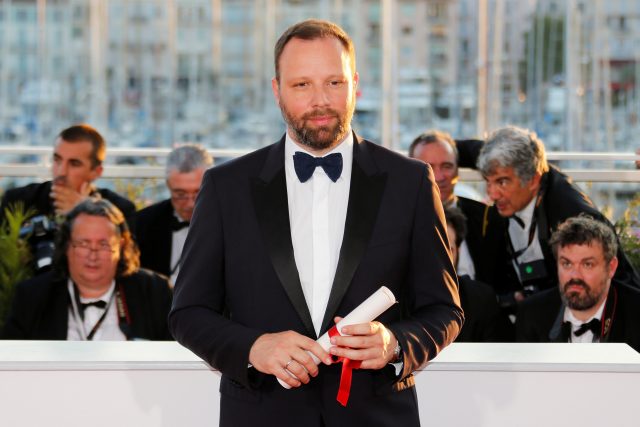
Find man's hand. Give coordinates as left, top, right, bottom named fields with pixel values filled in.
left=329, top=317, right=398, bottom=370
left=50, top=181, right=91, bottom=215
left=635, top=148, right=640, bottom=169
left=249, top=330, right=332, bottom=388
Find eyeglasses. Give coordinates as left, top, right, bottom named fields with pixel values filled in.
left=170, top=189, right=199, bottom=202
left=70, top=240, right=118, bottom=258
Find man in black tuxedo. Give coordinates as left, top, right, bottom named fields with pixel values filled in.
left=456, top=127, right=638, bottom=307
left=169, top=19, right=463, bottom=426
left=0, top=125, right=136, bottom=272
left=135, top=145, right=212, bottom=283
left=409, top=130, right=507, bottom=288
left=516, top=215, right=640, bottom=352
left=2, top=198, right=172, bottom=341
left=444, top=206, right=513, bottom=342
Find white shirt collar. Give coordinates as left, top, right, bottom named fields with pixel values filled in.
left=68, top=279, right=116, bottom=304
left=564, top=298, right=607, bottom=326
left=512, top=193, right=538, bottom=229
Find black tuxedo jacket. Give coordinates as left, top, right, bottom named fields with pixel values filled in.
left=457, top=275, right=514, bottom=342
left=169, top=134, right=463, bottom=426
left=515, top=281, right=640, bottom=352
left=456, top=139, right=639, bottom=293
left=0, top=180, right=137, bottom=232
left=135, top=199, right=175, bottom=277
left=2, top=269, right=173, bottom=340
left=457, top=196, right=509, bottom=288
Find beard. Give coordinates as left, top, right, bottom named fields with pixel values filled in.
left=280, top=99, right=355, bottom=152
left=560, top=278, right=604, bottom=311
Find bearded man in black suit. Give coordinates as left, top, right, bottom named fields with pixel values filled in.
left=516, top=215, right=640, bottom=352
left=2, top=198, right=172, bottom=341
left=169, top=19, right=463, bottom=427
left=135, top=144, right=212, bottom=283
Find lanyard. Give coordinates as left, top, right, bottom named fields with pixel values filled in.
left=68, top=282, right=130, bottom=340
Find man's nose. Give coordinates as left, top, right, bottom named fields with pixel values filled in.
left=486, top=183, right=500, bottom=200
left=310, top=86, right=330, bottom=107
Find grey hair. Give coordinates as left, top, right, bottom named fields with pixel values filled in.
left=477, top=126, right=549, bottom=184
left=550, top=214, right=618, bottom=264
left=165, top=144, right=213, bottom=176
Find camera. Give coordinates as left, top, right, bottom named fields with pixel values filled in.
left=19, top=215, right=57, bottom=273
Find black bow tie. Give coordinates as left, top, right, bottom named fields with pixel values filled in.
left=568, top=318, right=602, bottom=338
left=171, top=216, right=190, bottom=231
left=80, top=300, right=107, bottom=311
left=293, top=152, right=343, bottom=183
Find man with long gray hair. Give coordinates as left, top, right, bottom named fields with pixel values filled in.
left=134, top=144, right=212, bottom=283
left=457, top=126, right=638, bottom=309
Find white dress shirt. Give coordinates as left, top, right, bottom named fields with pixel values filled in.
left=285, top=132, right=353, bottom=336
left=563, top=300, right=606, bottom=343
left=508, top=195, right=545, bottom=282
left=450, top=198, right=475, bottom=279
left=170, top=213, right=189, bottom=285
left=67, top=279, right=126, bottom=341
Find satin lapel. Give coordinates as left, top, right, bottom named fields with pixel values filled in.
left=250, top=139, right=315, bottom=337
left=320, top=138, right=387, bottom=333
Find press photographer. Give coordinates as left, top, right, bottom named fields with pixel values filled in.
left=1, top=124, right=136, bottom=276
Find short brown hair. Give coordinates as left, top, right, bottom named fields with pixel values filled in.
left=550, top=214, right=618, bottom=264
left=57, top=124, right=106, bottom=168
left=274, top=19, right=356, bottom=81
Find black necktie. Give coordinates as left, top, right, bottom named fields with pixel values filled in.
left=293, top=152, right=343, bottom=183
left=171, top=216, right=190, bottom=231
left=570, top=318, right=602, bottom=338
left=80, top=300, right=107, bottom=311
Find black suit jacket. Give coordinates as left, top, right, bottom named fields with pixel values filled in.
left=457, top=275, right=514, bottom=342
left=456, top=139, right=639, bottom=293
left=135, top=199, right=175, bottom=277
left=2, top=269, right=173, bottom=340
left=0, top=180, right=137, bottom=232
left=457, top=196, right=509, bottom=288
left=515, top=281, right=640, bottom=352
left=169, top=135, right=463, bottom=426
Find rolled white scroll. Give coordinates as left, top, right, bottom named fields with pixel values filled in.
left=278, top=285, right=396, bottom=388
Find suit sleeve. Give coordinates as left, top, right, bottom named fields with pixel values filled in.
left=386, top=164, right=464, bottom=379
left=168, top=170, right=263, bottom=387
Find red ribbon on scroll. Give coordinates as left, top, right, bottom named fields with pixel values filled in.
left=328, top=326, right=362, bottom=406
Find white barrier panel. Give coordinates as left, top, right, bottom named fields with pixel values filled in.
left=1, top=341, right=639, bottom=426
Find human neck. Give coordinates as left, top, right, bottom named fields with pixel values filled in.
left=288, top=129, right=349, bottom=157
left=570, top=297, right=607, bottom=323
left=74, top=280, right=113, bottom=299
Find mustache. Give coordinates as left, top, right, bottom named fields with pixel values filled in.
left=302, top=108, right=339, bottom=120
left=563, top=279, right=588, bottom=292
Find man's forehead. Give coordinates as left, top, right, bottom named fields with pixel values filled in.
left=485, top=165, right=516, bottom=180
left=55, top=139, right=92, bottom=156
left=558, top=242, right=603, bottom=258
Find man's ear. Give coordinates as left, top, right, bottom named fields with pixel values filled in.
left=527, top=172, right=542, bottom=192
left=271, top=78, right=280, bottom=107
left=89, top=164, right=103, bottom=182
left=608, top=256, right=619, bottom=279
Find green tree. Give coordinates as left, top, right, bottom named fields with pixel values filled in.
left=0, top=203, right=34, bottom=330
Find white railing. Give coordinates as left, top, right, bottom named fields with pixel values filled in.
left=1, top=145, right=639, bottom=182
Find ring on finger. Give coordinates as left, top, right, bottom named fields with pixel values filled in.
left=285, top=359, right=294, bottom=370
